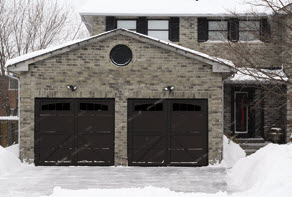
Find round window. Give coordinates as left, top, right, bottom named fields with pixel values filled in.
left=110, top=45, right=132, bottom=66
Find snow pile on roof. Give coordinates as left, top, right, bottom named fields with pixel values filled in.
left=221, top=136, right=246, bottom=168
left=5, top=29, right=234, bottom=69
left=229, top=68, right=288, bottom=81
left=5, top=37, right=89, bottom=68
left=79, top=0, right=272, bottom=16
left=228, top=143, right=292, bottom=192
left=0, top=144, right=21, bottom=176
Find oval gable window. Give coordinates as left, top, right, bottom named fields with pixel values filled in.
left=110, top=45, right=132, bottom=66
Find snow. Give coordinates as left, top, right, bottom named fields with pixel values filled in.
left=4, top=144, right=19, bottom=158
left=0, top=116, right=19, bottom=120
left=5, top=37, right=90, bottom=67
left=5, top=28, right=234, bottom=69
left=0, top=145, right=21, bottom=176
left=221, top=136, right=246, bottom=168
left=228, top=143, right=292, bottom=192
left=229, top=67, right=288, bottom=81
left=79, top=0, right=272, bottom=16
left=1, top=142, right=292, bottom=197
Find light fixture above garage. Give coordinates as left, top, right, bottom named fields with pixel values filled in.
left=66, top=85, right=77, bottom=91
left=163, top=85, right=175, bottom=92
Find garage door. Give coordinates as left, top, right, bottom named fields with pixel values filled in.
left=35, top=98, right=114, bottom=166
left=128, top=99, right=208, bottom=166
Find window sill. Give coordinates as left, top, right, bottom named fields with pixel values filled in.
left=202, top=40, right=264, bottom=44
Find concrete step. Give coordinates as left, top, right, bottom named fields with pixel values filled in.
left=239, top=142, right=270, bottom=150
left=245, top=149, right=259, bottom=156
left=237, top=138, right=265, bottom=144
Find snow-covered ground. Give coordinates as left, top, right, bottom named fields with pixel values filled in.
left=0, top=137, right=291, bottom=197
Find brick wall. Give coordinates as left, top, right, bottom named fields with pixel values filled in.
left=91, top=16, right=282, bottom=68
left=19, top=34, right=225, bottom=165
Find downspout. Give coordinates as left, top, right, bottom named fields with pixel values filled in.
left=222, top=71, right=235, bottom=159
left=5, top=72, right=20, bottom=156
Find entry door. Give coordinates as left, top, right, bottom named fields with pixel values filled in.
left=35, top=98, right=114, bottom=166
left=128, top=99, right=208, bottom=166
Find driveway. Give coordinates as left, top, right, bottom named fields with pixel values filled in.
left=0, top=166, right=227, bottom=197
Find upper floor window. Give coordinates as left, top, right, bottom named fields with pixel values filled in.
left=208, top=21, right=228, bottom=41
left=239, top=21, right=261, bottom=41
left=117, top=20, right=137, bottom=31
left=148, top=20, right=169, bottom=41
left=198, top=18, right=270, bottom=43
left=9, top=78, right=18, bottom=90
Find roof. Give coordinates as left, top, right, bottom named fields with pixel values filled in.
left=79, top=0, right=271, bottom=17
left=226, top=67, right=288, bottom=83
left=6, top=28, right=235, bottom=73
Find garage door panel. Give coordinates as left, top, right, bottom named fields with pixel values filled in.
left=132, top=136, right=167, bottom=149
left=78, top=116, right=113, bottom=134
left=39, top=135, right=74, bottom=149
left=35, top=98, right=114, bottom=166
left=170, top=150, right=208, bottom=165
left=170, top=136, right=206, bottom=149
left=39, top=148, right=74, bottom=163
left=77, top=135, right=113, bottom=148
left=171, top=115, right=207, bottom=134
left=77, top=149, right=113, bottom=164
left=131, top=148, right=167, bottom=164
left=39, top=117, right=74, bottom=134
left=132, top=113, right=166, bottom=134
left=128, top=99, right=208, bottom=167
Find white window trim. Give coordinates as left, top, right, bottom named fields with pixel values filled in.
left=116, top=20, right=137, bottom=31
left=207, top=20, right=228, bottom=41
left=147, top=20, right=169, bottom=41
left=239, top=20, right=261, bottom=42
left=9, top=78, right=18, bottom=90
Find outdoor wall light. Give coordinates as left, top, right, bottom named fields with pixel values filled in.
left=66, top=85, right=77, bottom=91
left=163, top=85, right=175, bottom=92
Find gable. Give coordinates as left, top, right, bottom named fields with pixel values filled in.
left=6, top=29, right=234, bottom=73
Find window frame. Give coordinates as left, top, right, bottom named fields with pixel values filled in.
left=116, top=19, right=137, bottom=31
left=147, top=19, right=170, bottom=41
left=238, top=20, right=261, bottom=42
left=234, top=91, right=249, bottom=134
left=207, top=19, right=229, bottom=41
left=8, top=78, right=18, bottom=90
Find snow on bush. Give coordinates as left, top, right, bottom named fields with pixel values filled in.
left=0, top=145, right=21, bottom=175
left=228, top=143, right=292, bottom=192
left=221, top=135, right=246, bottom=168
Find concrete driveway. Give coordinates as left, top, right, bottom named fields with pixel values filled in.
left=0, top=166, right=227, bottom=197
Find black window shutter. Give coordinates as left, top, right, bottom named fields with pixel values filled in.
left=198, top=18, right=208, bottom=42
left=137, top=17, right=148, bottom=35
left=261, top=18, right=271, bottom=42
left=229, top=18, right=239, bottom=42
left=106, top=16, right=116, bottom=31
left=169, top=17, right=180, bottom=42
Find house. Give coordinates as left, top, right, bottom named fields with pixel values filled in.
left=0, top=73, right=19, bottom=147
left=4, top=0, right=291, bottom=166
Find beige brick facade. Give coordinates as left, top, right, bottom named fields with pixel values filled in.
left=92, top=16, right=282, bottom=68
left=19, top=34, right=225, bottom=165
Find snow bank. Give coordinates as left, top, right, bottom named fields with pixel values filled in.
left=5, top=144, right=19, bottom=157
left=228, top=143, right=292, bottom=192
left=0, top=145, right=21, bottom=175
left=221, top=136, right=246, bottom=168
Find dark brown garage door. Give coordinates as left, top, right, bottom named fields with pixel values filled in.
left=35, top=98, right=114, bottom=166
left=128, top=99, right=208, bottom=166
